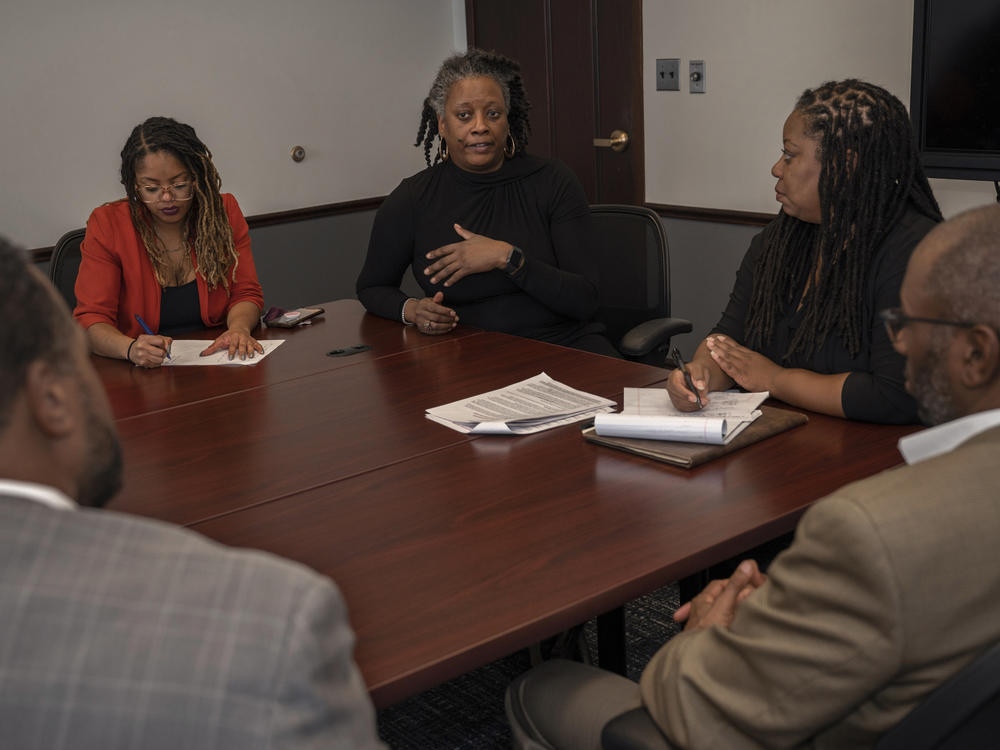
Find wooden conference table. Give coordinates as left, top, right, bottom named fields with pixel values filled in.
left=96, top=300, right=920, bottom=707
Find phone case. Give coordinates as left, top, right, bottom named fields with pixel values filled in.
left=266, top=307, right=325, bottom=328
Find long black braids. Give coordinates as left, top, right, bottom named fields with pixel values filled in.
left=745, top=80, right=942, bottom=360
left=120, top=116, right=238, bottom=290
left=414, top=48, right=532, bottom=167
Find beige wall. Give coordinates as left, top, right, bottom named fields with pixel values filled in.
left=642, top=0, right=996, bottom=218
left=4, top=0, right=994, bottom=251
left=2, top=0, right=466, bottom=248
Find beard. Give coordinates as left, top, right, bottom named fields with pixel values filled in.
left=907, top=334, right=959, bottom=427
left=76, top=388, right=123, bottom=509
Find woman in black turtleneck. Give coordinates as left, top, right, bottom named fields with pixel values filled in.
left=356, top=49, right=617, bottom=357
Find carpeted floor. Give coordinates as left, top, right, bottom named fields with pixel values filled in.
left=377, top=582, right=682, bottom=749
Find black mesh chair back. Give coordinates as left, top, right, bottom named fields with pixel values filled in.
left=49, top=228, right=86, bottom=311
left=590, top=205, right=690, bottom=364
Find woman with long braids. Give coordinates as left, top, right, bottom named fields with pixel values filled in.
left=74, top=117, right=264, bottom=367
left=356, top=49, right=616, bottom=356
left=668, top=80, right=942, bottom=424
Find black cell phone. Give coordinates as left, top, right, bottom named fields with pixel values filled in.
left=326, top=344, right=371, bottom=358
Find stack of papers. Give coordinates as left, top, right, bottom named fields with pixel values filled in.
left=426, top=373, right=615, bottom=435
left=593, top=388, right=768, bottom=445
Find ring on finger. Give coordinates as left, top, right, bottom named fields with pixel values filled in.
left=425, top=321, right=432, bottom=331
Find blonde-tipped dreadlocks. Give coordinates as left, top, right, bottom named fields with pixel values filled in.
left=120, top=116, right=238, bottom=290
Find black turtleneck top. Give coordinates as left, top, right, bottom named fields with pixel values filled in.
left=356, top=155, right=601, bottom=345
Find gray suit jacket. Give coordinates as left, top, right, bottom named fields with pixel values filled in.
left=0, top=494, right=385, bottom=749
left=640, top=425, right=1000, bottom=749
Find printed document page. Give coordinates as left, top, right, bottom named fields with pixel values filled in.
left=621, top=388, right=767, bottom=419
left=593, top=388, right=768, bottom=445
left=162, top=339, right=285, bottom=366
left=426, top=372, right=615, bottom=434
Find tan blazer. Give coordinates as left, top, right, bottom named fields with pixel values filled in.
left=640, top=425, right=1000, bottom=749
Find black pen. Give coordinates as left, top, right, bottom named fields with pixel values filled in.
left=669, top=346, right=702, bottom=409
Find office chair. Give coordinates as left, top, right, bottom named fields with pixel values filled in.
left=875, top=639, right=1000, bottom=750
left=600, top=639, right=1000, bottom=750
left=49, top=228, right=86, bottom=311
left=589, top=205, right=691, bottom=365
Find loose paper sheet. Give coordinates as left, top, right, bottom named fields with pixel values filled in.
left=162, top=339, right=285, bottom=366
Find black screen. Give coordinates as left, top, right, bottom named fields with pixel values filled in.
left=912, top=0, right=1000, bottom=180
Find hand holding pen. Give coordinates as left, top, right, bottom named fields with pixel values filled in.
left=668, top=346, right=707, bottom=411
left=128, top=314, right=173, bottom=368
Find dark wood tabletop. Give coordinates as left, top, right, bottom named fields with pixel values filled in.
left=93, top=299, right=483, bottom=420
left=108, top=323, right=669, bottom=526
left=99, top=300, right=922, bottom=708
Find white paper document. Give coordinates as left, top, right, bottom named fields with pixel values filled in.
left=162, top=339, right=285, bottom=366
left=593, top=388, right=768, bottom=445
left=426, top=372, right=616, bottom=435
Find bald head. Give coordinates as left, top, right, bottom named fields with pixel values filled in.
left=896, top=203, right=1000, bottom=424
left=916, top=203, right=1000, bottom=330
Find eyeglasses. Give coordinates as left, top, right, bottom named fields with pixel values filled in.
left=134, top=181, right=194, bottom=203
left=879, top=307, right=976, bottom=342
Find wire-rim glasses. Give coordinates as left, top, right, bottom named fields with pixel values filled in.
left=134, top=182, right=194, bottom=203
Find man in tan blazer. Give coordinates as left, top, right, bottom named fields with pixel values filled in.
left=0, top=238, right=385, bottom=748
left=506, top=203, right=1000, bottom=749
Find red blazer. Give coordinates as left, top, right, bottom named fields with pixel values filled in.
left=74, top=194, right=264, bottom=337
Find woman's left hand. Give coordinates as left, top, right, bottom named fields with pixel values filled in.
left=706, top=335, right=783, bottom=393
left=200, top=326, right=264, bottom=361
left=425, top=224, right=512, bottom=286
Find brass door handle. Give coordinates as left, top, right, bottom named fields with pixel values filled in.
left=592, top=129, right=630, bottom=153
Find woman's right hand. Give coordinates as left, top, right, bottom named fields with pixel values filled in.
left=128, top=334, right=173, bottom=368
left=666, top=360, right=712, bottom=411
left=405, top=292, right=459, bottom=335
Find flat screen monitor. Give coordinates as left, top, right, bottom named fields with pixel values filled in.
left=910, top=0, right=1000, bottom=181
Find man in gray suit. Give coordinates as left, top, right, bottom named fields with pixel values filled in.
left=0, top=238, right=385, bottom=748
left=507, top=202, right=1000, bottom=748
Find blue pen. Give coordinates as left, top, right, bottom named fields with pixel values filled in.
left=134, top=314, right=170, bottom=359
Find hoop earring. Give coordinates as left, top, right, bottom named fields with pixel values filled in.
left=438, top=138, right=449, bottom=162
left=504, top=132, right=516, bottom=158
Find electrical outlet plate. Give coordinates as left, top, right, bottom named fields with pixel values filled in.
left=656, top=58, right=680, bottom=91
left=690, top=60, right=705, bottom=93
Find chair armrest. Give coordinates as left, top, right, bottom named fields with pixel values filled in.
left=601, top=707, right=673, bottom=750
left=619, top=318, right=693, bottom=358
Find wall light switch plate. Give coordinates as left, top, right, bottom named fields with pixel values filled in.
left=656, top=58, right=680, bottom=91
left=689, top=60, right=706, bottom=93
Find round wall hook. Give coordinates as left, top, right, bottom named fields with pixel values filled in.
left=290, top=145, right=306, bottom=162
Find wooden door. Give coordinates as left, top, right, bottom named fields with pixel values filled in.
left=466, top=0, right=644, bottom=205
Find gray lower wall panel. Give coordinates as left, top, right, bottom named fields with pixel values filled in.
left=662, top=217, right=758, bottom=358
left=37, top=210, right=756, bottom=359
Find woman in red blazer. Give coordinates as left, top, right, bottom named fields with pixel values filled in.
left=74, top=117, right=264, bottom=367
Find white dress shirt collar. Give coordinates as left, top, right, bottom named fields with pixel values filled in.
left=898, top=408, right=1000, bottom=465
left=0, top=479, right=77, bottom=511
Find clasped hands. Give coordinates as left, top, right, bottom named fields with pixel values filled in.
left=674, top=559, right=767, bottom=632
left=666, top=335, right=784, bottom=410
left=406, top=223, right=512, bottom=335
left=129, top=327, right=262, bottom=368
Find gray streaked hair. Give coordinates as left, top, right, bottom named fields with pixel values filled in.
left=414, top=48, right=531, bottom=166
